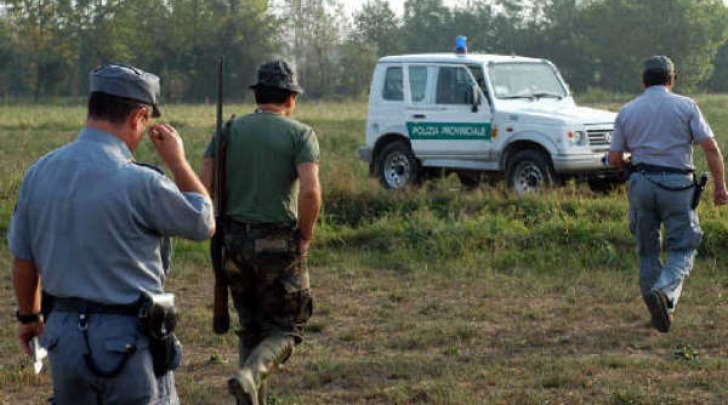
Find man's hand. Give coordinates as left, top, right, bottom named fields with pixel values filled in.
left=607, top=151, right=628, bottom=169
left=714, top=186, right=728, bottom=206
left=17, top=321, right=44, bottom=356
left=149, top=124, right=186, bottom=169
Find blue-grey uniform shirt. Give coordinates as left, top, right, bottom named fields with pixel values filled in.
left=8, top=128, right=213, bottom=305
left=610, top=86, right=714, bottom=170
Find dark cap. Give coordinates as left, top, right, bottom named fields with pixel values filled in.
left=643, top=55, right=675, bottom=75
left=250, top=60, right=304, bottom=94
left=90, top=64, right=162, bottom=117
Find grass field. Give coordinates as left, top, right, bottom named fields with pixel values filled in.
left=3, top=97, right=728, bottom=405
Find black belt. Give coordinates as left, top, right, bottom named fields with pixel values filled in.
left=223, top=218, right=296, bottom=234
left=633, top=163, right=693, bottom=175
left=52, top=296, right=139, bottom=316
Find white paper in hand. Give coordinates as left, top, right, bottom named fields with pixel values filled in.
left=30, top=336, right=48, bottom=374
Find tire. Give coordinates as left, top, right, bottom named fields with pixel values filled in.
left=506, top=150, right=554, bottom=194
left=376, top=141, right=421, bottom=189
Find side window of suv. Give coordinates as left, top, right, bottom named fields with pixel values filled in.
left=436, top=66, right=473, bottom=105
left=382, top=67, right=404, bottom=101
left=409, top=66, right=428, bottom=103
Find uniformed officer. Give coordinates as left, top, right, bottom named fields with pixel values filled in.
left=9, top=64, right=214, bottom=404
left=201, top=60, right=321, bottom=405
left=608, top=55, right=728, bottom=333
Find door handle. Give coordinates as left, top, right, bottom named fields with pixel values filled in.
left=412, top=114, right=426, bottom=119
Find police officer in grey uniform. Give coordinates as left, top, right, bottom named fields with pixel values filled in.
left=9, top=64, right=214, bottom=404
left=609, top=55, right=728, bottom=333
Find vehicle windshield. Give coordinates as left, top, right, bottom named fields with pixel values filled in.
left=488, top=62, right=567, bottom=100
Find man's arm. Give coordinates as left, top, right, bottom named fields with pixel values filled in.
left=150, top=124, right=210, bottom=198
left=297, top=163, right=322, bottom=255
left=699, top=137, right=728, bottom=205
left=13, top=257, right=43, bottom=355
left=150, top=124, right=215, bottom=236
left=201, top=157, right=215, bottom=197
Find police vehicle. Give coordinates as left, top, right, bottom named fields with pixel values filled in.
left=358, top=36, right=620, bottom=193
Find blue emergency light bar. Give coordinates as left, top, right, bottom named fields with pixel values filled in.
left=455, top=35, right=467, bottom=55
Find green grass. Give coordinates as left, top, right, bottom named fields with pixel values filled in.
left=2, top=98, right=728, bottom=404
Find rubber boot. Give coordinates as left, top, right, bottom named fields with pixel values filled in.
left=228, top=333, right=294, bottom=405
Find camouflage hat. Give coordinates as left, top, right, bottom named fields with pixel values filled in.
left=250, top=60, right=304, bottom=94
left=90, top=63, right=162, bottom=117
left=643, top=55, right=675, bottom=75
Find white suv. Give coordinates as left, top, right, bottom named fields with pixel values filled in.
left=358, top=50, right=621, bottom=193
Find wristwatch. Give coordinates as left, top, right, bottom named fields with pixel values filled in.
left=16, top=310, right=42, bottom=324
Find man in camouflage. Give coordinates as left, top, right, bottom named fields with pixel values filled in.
left=201, top=60, right=321, bottom=405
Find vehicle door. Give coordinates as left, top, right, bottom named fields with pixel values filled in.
left=406, top=64, right=493, bottom=161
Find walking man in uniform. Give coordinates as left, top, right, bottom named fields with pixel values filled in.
left=201, top=60, right=321, bottom=404
left=9, top=64, right=214, bottom=404
left=608, top=55, right=728, bottom=333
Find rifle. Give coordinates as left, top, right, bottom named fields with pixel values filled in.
left=211, top=56, right=230, bottom=334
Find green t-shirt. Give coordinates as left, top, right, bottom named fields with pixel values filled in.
left=204, top=112, right=320, bottom=223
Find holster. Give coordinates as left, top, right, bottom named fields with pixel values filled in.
left=137, top=292, right=181, bottom=377
left=692, top=173, right=709, bottom=210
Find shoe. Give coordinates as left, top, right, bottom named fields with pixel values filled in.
left=228, top=369, right=259, bottom=405
left=644, top=290, right=672, bottom=333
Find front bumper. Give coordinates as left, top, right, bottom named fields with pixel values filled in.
left=552, top=152, right=608, bottom=173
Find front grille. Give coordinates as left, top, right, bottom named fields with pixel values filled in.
left=587, top=129, right=613, bottom=148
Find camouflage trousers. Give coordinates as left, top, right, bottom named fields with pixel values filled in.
left=222, top=220, right=313, bottom=355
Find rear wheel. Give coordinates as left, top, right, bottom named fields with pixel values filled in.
left=506, top=150, right=554, bottom=194
left=377, top=141, right=421, bottom=189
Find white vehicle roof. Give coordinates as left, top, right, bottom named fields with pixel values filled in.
left=378, top=53, right=546, bottom=65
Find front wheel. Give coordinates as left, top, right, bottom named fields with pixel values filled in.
left=506, top=150, right=554, bottom=194
left=376, top=141, right=421, bottom=189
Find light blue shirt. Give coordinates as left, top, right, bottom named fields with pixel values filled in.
left=610, top=86, right=714, bottom=170
left=8, top=128, right=213, bottom=305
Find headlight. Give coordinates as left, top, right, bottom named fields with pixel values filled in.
left=567, top=130, right=587, bottom=146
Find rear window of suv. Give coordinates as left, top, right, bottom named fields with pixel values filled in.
left=382, top=67, right=404, bottom=101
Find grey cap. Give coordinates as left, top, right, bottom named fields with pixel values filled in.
left=90, top=64, right=162, bottom=117
left=643, top=55, right=675, bottom=75
left=250, top=60, right=304, bottom=94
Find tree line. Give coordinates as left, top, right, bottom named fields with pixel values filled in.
left=2, top=0, right=728, bottom=103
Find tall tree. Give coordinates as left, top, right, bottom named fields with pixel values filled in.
left=334, top=39, right=377, bottom=98
left=352, top=0, right=402, bottom=56
left=279, top=0, right=346, bottom=98
left=402, top=0, right=453, bottom=52
left=578, top=0, right=728, bottom=92
left=707, top=39, right=728, bottom=92
left=0, top=16, right=13, bottom=99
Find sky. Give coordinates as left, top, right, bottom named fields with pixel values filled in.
left=338, top=0, right=728, bottom=17
left=339, top=0, right=406, bottom=16
left=338, top=0, right=460, bottom=17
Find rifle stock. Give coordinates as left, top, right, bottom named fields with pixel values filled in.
left=211, top=56, right=230, bottom=335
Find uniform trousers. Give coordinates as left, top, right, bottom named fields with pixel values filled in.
left=41, top=311, right=179, bottom=405
left=627, top=171, right=703, bottom=310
